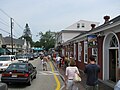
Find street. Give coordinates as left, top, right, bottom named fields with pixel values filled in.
left=0, top=58, right=65, bottom=90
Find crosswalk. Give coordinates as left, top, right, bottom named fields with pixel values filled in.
left=37, top=71, right=59, bottom=75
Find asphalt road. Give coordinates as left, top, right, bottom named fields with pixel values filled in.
left=0, top=58, right=64, bottom=90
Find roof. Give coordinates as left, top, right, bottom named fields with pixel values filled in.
left=3, top=37, right=24, bottom=45
left=63, top=15, right=120, bottom=44
left=90, top=15, right=120, bottom=32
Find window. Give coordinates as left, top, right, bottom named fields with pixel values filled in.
left=84, top=41, right=88, bottom=63
left=110, top=35, right=118, bottom=47
left=28, top=63, right=33, bottom=71
left=74, top=43, right=76, bottom=60
left=92, top=48, right=98, bottom=63
left=78, top=43, right=82, bottom=62
left=77, top=23, right=80, bottom=28
left=82, top=23, right=85, bottom=28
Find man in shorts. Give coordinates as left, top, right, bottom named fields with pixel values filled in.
left=42, top=56, right=48, bottom=71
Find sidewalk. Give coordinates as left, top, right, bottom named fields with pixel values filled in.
left=52, top=60, right=114, bottom=90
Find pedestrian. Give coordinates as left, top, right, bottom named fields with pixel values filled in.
left=65, top=60, right=80, bottom=90
left=42, top=56, right=48, bottom=71
left=56, top=54, right=61, bottom=68
left=64, top=56, right=69, bottom=68
left=84, top=55, right=100, bottom=90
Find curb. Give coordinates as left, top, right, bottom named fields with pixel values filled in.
left=51, top=60, right=65, bottom=82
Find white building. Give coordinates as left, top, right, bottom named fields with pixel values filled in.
left=55, top=20, right=99, bottom=47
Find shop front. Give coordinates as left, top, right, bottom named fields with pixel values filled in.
left=103, top=32, right=119, bottom=82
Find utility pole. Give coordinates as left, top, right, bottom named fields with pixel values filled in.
left=11, top=18, right=13, bottom=55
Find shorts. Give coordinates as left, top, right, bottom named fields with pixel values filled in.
left=56, top=61, right=60, bottom=65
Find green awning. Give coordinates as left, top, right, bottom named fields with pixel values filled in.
left=0, top=48, right=4, bottom=53
left=0, top=48, right=11, bottom=54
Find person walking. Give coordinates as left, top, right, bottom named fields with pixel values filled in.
left=56, top=54, right=61, bottom=68
left=65, top=60, right=80, bottom=90
left=84, top=55, right=100, bottom=90
left=42, top=56, right=48, bottom=71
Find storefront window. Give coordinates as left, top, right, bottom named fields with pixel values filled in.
left=74, top=43, right=76, bottom=60
left=84, top=41, right=88, bottom=63
left=92, top=48, right=98, bottom=63
left=78, top=43, right=82, bottom=62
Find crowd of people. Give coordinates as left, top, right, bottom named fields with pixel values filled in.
left=39, top=51, right=100, bottom=90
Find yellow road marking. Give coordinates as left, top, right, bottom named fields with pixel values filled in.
left=49, top=61, right=61, bottom=90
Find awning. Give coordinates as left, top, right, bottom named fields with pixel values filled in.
left=32, top=48, right=43, bottom=51
left=0, top=48, right=11, bottom=54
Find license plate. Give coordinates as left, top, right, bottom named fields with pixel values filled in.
left=12, top=74, right=17, bottom=77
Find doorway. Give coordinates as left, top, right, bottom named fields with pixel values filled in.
left=109, top=49, right=118, bottom=82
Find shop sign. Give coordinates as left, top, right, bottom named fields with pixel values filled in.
left=87, top=35, right=97, bottom=48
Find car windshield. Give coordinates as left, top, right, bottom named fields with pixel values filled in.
left=18, top=56, right=27, bottom=59
left=7, top=64, right=27, bottom=71
left=0, top=57, right=10, bottom=61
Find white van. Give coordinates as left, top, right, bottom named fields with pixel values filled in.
left=0, top=55, right=18, bottom=71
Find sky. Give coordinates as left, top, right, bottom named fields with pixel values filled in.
left=0, top=0, right=120, bottom=41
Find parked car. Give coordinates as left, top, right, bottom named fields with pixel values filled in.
left=0, top=55, right=18, bottom=71
left=1, top=62, right=37, bottom=86
left=0, top=82, right=8, bottom=90
left=33, top=53, right=39, bottom=58
left=17, top=55, right=29, bottom=62
left=26, top=53, right=34, bottom=60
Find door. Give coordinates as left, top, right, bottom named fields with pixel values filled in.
left=109, top=49, right=118, bottom=82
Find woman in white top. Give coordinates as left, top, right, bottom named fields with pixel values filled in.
left=65, top=60, right=80, bottom=90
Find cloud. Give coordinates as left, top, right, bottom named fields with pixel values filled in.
left=0, top=0, right=120, bottom=41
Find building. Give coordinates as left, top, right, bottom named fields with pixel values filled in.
left=3, top=37, right=25, bottom=54
left=0, top=34, right=5, bottom=47
left=0, top=34, right=11, bottom=55
left=55, top=20, right=99, bottom=56
left=56, top=20, right=99, bottom=47
left=61, top=15, right=120, bottom=87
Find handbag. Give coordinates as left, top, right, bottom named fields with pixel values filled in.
left=73, top=73, right=81, bottom=82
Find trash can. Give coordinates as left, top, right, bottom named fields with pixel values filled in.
left=114, top=80, right=120, bottom=90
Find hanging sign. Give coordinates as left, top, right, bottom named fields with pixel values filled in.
left=87, top=35, right=97, bottom=48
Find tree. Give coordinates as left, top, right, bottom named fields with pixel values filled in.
left=19, top=23, right=34, bottom=46
left=23, top=23, right=32, bottom=38
left=36, top=30, right=55, bottom=51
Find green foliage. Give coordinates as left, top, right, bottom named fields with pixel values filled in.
left=34, top=30, right=55, bottom=51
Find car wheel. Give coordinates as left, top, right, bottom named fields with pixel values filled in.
left=27, top=77, right=32, bottom=86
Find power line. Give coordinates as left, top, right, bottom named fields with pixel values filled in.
left=13, top=19, right=24, bottom=30
left=0, top=17, right=9, bottom=25
left=0, top=8, right=23, bottom=38
left=0, top=28, right=18, bottom=38
left=0, top=8, right=11, bottom=18
left=0, top=20, right=9, bottom=27
left=0, top=28, right=10, bottom=34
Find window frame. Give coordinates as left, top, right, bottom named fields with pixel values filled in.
left=84, top=41, right=88, bottom=63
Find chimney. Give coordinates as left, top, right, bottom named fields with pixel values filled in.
left=91, top=24, right=96, bottom=29
left=104, top=15, right=110, bottom=23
